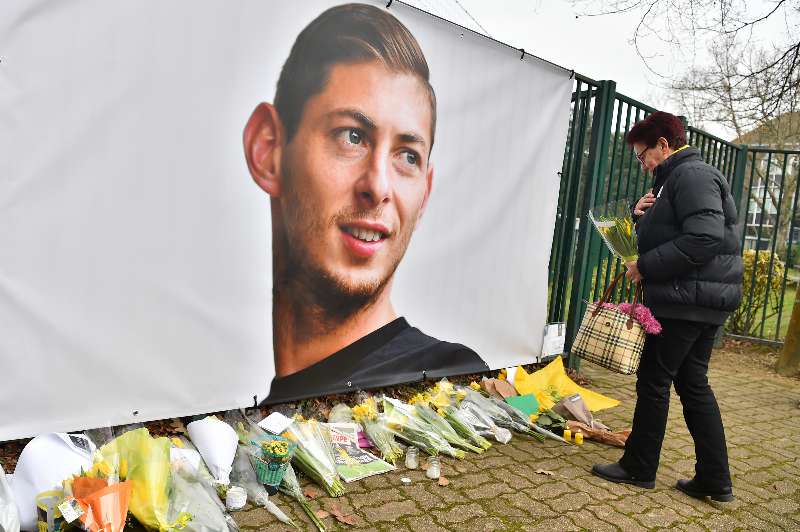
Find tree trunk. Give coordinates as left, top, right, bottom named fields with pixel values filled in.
left=776, top=280, right=800, bottom=377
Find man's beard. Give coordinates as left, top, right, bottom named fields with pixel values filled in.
left=275, top=168, right=412, bottom=328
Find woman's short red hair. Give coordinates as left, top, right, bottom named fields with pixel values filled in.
left=626, top=111, right=686, bottom=149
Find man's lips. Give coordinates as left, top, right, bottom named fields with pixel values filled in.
left=340, top=222, right=390, bottom=258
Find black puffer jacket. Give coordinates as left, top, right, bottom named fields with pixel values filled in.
left=634, top=147, right=743, bottom=325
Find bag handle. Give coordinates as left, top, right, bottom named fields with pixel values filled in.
left=592, top=271, right=644, bottom=330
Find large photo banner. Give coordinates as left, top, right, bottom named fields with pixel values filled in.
left=0, top=1, right=572, bottom=440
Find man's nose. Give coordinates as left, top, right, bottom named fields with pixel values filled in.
left=355, top=150, right=391, bottom=207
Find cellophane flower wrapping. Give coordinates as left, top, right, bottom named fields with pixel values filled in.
left=283, top=418, right=345, bottom=497
left=63, top=468, right=131, bottom=532
left=409, top=399, right=483, bottom=454
left=419, top=379, right=492, bottom=450
left=97, top=427, right=176, bottom=531
left=456, top=402, right=513, bottom=444
left=279, top=464, right=326, bottom=532
left=381, top=398, right=464, bottom=459
left=589, top=199, right=638, bottom=262
left=172, top=436, right=240, bottom=532
left=458, top=388, right=542, bottom=439
left=438, top=405, right=493, bottom=450
left=352, top=397, right=403, bottom=465
left=0, top=465, right=19, bottom=532
left=167, top=466, right=229, bottom=532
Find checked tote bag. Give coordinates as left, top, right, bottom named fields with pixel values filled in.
left=572, top=272, right=645, bottom=375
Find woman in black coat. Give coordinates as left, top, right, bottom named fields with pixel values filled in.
left=591, top=111, right=742, bottom=502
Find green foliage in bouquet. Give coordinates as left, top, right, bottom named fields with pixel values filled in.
left=589, top=199, right=638, bottom=263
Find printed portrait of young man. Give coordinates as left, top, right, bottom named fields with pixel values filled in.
left=242, top=3, right=489, bottom=403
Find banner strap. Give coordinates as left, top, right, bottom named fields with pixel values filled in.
left=519, top=48, right=525, bottom=60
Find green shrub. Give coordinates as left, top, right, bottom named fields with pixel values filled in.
left=726, top=250, right=785, bottom=335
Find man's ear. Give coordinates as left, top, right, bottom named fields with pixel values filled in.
left=417, top=164, right=434, bottom=222
left=243, top=102, right=284, bottom=197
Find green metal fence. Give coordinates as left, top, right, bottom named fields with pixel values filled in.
left=548, top=77, right=800, bottom=361
left=730, top=148, right=800, bottom=342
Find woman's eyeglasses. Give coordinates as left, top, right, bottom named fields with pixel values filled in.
left=635, top=146, right=652, bottom=164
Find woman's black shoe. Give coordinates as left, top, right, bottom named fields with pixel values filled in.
left=591, top=462, right=655, bottom=489
left=676, top=479, right=735, bottom=502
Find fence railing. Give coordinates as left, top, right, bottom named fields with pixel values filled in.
left=549, top=78, right=800, bottom=363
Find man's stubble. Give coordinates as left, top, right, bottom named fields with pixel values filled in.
left=273, top=158, right=416, bottom=336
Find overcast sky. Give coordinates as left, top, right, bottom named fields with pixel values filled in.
left=452, top=0, right=792, bottom=141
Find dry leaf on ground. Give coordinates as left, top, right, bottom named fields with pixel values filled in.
left=438, top=476, right=450, bottom=486
left=314, top=510, right=330, bottom=519
left=303, top=486, right=322, bottom=499
left=328, top=503, right=359, bottom=526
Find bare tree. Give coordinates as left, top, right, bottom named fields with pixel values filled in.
left=570, top=0, right=800, bottom=136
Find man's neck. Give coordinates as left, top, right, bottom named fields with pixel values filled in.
left=273, top=282, right=397, bottom=377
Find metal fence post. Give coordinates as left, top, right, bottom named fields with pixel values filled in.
left=565, top=80, right=616, bottom=369
left=731, top=145, right=748, bottom=214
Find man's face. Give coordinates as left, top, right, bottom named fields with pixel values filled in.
left=277, top=60, right=434, bottom=305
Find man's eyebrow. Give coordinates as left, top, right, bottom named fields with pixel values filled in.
left=398, top=132, right=427, bottom=148
left=330, top=108, right=429, bottom=148
left=330, top=109, right=376, bottom=131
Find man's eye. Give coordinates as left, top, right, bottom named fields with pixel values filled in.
left=347, top=129, right=362, bottom=145
left=403, top=151, right=418, bottom=165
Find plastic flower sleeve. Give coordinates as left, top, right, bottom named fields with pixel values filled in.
left=279, top=464, right=326, bottom=532
left=173, top=437, right=240, bottom=532
left=168, top=467, right=229, bottom=532
left=186, top=416, right=239, bottom=486
left=0, top=464, right=20, bottom=532
left=11, top=433, right=94, bottom=531
left=382, top=398, right=463, bottom=458
left=413, top=403, right=483, bottom=454
left=588, top=199, right=638, bottom=262
left=98, top=427, right=175, bottom=530
left=457, top=402, right=512, bottom=444
left=283, top=419, right=344, bottom=497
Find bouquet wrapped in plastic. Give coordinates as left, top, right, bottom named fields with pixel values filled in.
left=0, top=464, right=19, bottom=532
left=437, top=405, right=493, bottom=451
left=62, top=467, right=132, bottom=532
left=423, top=380, right=493, bottom=450
left=351, top=396, right=403, bottom=465
left=589, top=199, right=638, bottom=262
left=457, top=401, right=512, bottom=444
left=381, top=398, right=464, bottom=459
left=279, top=464, right=326, bottom=532
left=97, top=427, right=180, bottom=531
left=171, top=436, right=240, bottom=532
left=167, top=466, right=229, bottom=532
left=408, top=396, right=484, bottom=454
left=231, top=445, right=297, bottom=529
left=490, top=397, right=565, bottom=443
left=459, top=389, right=544, bottom=441
left=283, top=418, right=345, bottom=498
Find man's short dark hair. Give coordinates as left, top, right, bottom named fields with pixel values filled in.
left=627, top=111, right=686, bottom=149
left=274, top=3, right=436, bottom=146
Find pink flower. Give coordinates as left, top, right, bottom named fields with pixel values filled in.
left=597, top=302, right=662, bottom=335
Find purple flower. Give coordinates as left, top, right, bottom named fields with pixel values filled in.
left=597, top=302, right=662, bottom=335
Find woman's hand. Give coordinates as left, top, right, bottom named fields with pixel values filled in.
left=634, top=192, right=655, bottom=216
left=625, top=261, right=643, bottom=283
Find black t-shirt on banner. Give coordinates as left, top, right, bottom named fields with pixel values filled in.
left=262, top=317, right=489, bottom=405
